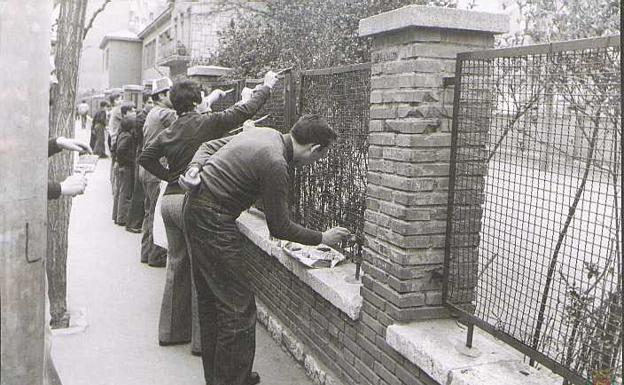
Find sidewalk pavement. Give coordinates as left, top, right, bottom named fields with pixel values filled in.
left=51, top=156, right=314, bottom=385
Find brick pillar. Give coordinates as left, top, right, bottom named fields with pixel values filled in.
left=358, top=6, right=508, bottom=322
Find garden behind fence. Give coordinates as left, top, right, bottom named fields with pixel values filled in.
left=444, top=36, right=622, bottom=385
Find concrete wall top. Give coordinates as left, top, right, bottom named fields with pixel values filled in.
left=187, top=65, right=233, bottom=77
left=359, top=5, right=509, bottom=38
left=123, top=84, right=144, bottom=91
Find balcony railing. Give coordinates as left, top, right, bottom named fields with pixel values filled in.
left=157, top=39, right=191, bottom=67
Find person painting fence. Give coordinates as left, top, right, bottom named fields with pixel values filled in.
left=180, top=114, right=351, bottom=385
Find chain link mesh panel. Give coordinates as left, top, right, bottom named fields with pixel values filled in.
left=445, top=37, right=621, bottom=384
left=295, top=64, right=371, bottom=274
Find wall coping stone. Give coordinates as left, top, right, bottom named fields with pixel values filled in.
left=236, top=210, right=363, bottom=320
left=122, top=84, right=144, bottom=91
left=386, top=320, right=563, bottom=385
left=187, top=65, right=233, bottom=77
left=359, top=5, right=509, bottom=38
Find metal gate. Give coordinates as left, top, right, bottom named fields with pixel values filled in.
left=444, top=36, right=621, bottom=384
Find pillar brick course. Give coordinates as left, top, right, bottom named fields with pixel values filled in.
left=360, top=6, right=504, bottom=322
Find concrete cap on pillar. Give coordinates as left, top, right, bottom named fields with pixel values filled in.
left=359, top=5, right=509, bottom=37
left=187, top=65, right=233, bottom=77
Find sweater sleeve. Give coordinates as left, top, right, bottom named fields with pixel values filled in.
left=139, top=136, right=169, bottom=181
left=198, top=85, right=271, bottom=136
left=48, top=181, right=62, bottom=200
left=160, top=108, right=177, bottom=129
left=189, top=136, right=234, bottom=170
left=260, top=160, right=322, bottom=245
left=48, top=138, right=62, bottom=157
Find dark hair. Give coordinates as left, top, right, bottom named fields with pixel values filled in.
left=290, top=115, right=336, bottom=148
left=152, top=90, right=167, bottom=102
left=119, top=116, right=134, bottom=133
left=109, top=93, right=120, bottom=104
left=121, top=102, right=135, bottom=117
left=169, top=80, right=202, bottom=115
left=99, top=101, right=110, bottom=108
left=142, top=93, right=152, bottom=104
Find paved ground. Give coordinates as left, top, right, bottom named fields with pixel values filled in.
left=51, top=150, right=314, bottom=385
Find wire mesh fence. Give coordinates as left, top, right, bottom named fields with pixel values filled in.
left=244, top=77, right=291, bottom=133
left=202, top=79, right=243, bottom=112
left=199, top=65, right=370, bottom=276
left=444, top=36, right=621, bottom=385
left=295, top=63, right=371, bottom=277
left=201, top=76, right=292, bottom=133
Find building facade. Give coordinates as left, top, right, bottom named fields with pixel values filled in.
left=99, top=31, right=143, bottom=89
left=138, top=1, right=235, bottom=85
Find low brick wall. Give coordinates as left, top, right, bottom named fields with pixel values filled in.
left=242, top=239, right=438, bottom=385
left=238, top=5, right=511, bottom=385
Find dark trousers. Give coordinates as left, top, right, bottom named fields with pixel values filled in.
left=126, top=162, right=145, bottom=230
left=111, top=161, right=120, bottom=220
left=109, top=153, right=116, bottom=194
left=139, top=167, right=166, bottom=265
left=159, top=193, right=201, bottom=352
left=92, top=127, right=106, bottom=157
left=184, top=193, right=256, bottom=385
left=114, top=165, right=133, bottom=224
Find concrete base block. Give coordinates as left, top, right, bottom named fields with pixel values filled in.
left=386, top=320, right=563, bottom=385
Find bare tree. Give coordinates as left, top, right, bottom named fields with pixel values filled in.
left=47, top=0, right=110, bottom=328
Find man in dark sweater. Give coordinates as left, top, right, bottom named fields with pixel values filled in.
left=111, top=103, right=136, bottom=225
left=113, top=113, right=137, bottom=225
left=139, top=75, right=274, bottom=355
left=180, top=115, right=350, bottom=385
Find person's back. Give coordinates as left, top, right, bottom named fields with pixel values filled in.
left=134, top=104, right=151, bottom=157
left=200, top=127, right=285, bottom=215
left=143, top=104, right=176, bottom=149
left=141, top=104, right=176, bottom=183
left=108, top=105, right=123, bottom=143
left=116, top=118, right=135, bottom=168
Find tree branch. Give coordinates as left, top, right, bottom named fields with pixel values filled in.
left=83, top=0, right=111, bottom=40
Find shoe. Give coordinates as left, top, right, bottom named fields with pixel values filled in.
left=117, top=222, right=126, bottom=227
left=159, top=340, right=190, bottom=347
left=148, top=261, right=166, bottom=268
left=247, top=372, right=260, bottom=385
left=191, top=350, right=202, bottom=357
left=126, top=227, right=141, bottom=233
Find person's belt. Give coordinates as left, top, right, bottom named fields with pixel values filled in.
left=192, top=188, right=239, bottom=218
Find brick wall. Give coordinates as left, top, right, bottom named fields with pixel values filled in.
left=242, top=240, right=438, bottom=385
